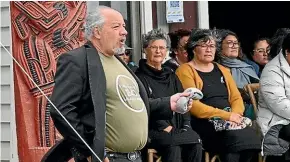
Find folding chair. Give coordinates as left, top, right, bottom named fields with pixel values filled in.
left=244, top=83, right=259, bottom=114
left=204, top=151, right=221, bottom=162
left=148, top=149, right=161, bottom=162
left=148, top=149, right=221, bottom=162
left=244, top=83, right=266, bottom=162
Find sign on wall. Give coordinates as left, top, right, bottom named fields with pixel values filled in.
left=166, top=1, right=184, bottom=23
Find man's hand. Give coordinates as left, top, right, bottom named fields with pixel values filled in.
left=103, top=157, right=109, bottom=162
left=163, top=126, right=173, bottom=133
left=229, top=112, right=242, bottom=124
left=170, top=92, right=193, bottom=113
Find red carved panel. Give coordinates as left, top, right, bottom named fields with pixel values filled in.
left=10, top=2, right=87, bottom=161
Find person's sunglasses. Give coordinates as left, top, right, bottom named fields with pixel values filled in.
left=125, top=50, right=131, bottom=55
left=117, top=50, right=131, bottom=57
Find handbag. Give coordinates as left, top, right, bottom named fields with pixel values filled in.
left=209, top=107, right=252, bottom=131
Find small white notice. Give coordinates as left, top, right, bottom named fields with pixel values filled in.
left=166, top=1, right=184, bottom=23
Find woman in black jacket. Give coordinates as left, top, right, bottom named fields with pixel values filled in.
left=135, top=28, right=202, bottom=162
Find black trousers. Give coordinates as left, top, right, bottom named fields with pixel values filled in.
left=266, top=124, right=290, bottom=162
left=157, top=143, right=203, bottom=162
left=219, top=150, right=256, bottom=162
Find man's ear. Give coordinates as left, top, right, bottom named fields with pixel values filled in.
left=93, top=27, right=101, bottom=39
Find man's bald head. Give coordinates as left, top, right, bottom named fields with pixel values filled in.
left=84, top=6, right=122, bottom=38
left=84, top=6, right=127, bottom=56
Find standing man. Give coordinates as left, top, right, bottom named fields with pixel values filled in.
left=49, top=6, right=192, bottom=162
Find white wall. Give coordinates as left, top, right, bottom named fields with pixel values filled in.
left=1, top=1, right=17, bottom=162
left=197, top=1, right=209, bottom=29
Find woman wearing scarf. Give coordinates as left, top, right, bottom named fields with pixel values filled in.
left=135, top=29, right=202, bottom=162
left=217, top=30, right=259, bottom=89
left=217, top=30, right=259, bottom=120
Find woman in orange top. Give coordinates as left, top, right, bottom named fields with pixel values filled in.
left=176, top=29, right=261, bottom=162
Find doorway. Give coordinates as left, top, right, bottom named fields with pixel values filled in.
left=209, top=1, right=290, bottom=57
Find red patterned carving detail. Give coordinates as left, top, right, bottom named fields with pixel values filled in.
left=10, top=2, right=87, bottom=162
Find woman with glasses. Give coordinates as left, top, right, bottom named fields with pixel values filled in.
left=216, top=30, right=260, bottom=120
left=176, top=29, right=261, bottom=162
left=245, top=38, right=270, bottom=77
left=164, top=29, right=191, bottom=72
left=217, top=29, right=259, bottom=89
left=252, top=38, right=270, bottom=67
left=135, top=28, right=202, bottom=162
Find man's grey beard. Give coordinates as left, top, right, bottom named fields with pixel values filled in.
left=113, top=46, right=125, bottom=55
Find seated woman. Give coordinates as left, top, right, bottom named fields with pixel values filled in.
left=176, top=29, right=261, bottom=162
left=250, top=38, right=270, bottom=77
left=241, top=38, right=271, bottom=77
left=257, top=33, right=290, bottom=162
left=135, top=28, right=202, bottom=162
left=164, top=29, right=191, bottom=71
left=217, top=30, right=259, bottom=89
left=216, top=30, right=260, bottom=119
